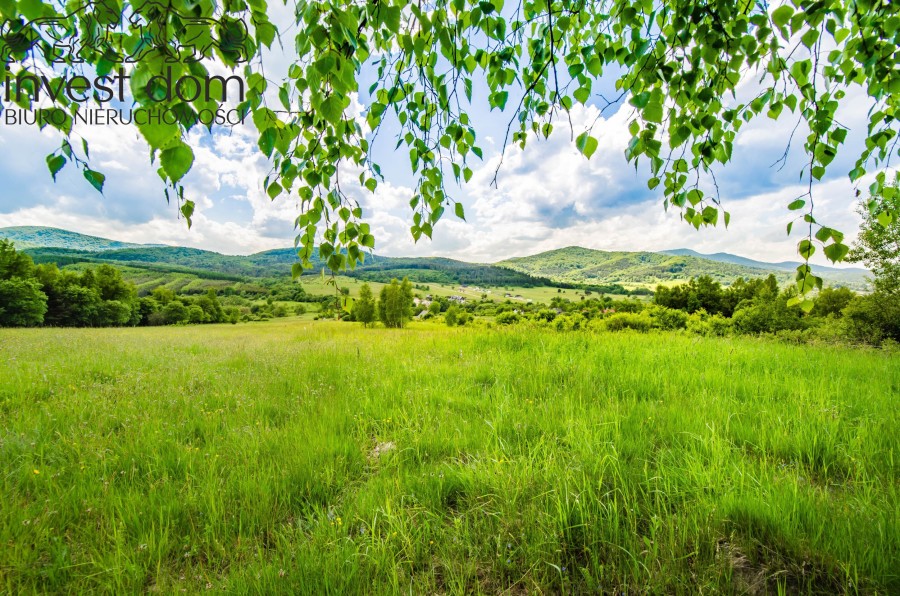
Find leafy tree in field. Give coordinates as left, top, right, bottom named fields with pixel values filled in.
left=0, top=240, right=36, bottom=280
left=353, top=283, right=376, bottom=327
left=399, top=278, right=414, bottom=321
left=32, top=263, right=138, bottom=326
left=139, top=297, right=162, bottom=324
left=445, top=304, right=460, bottom=326
left=848, top=185, right=900, bottom=296
left=4, top=1, right=899, bottom=301
left=720, top=276, right=778, bottom=317
left=655, top=275, right=724, bottom=314
left=0, top=240, right=47, bottom=327
left=378, top=278, right=413, bottom=328
left=94, top=265, right=134, bottom=303
left=198, top=289, right=225, bottom=323
left=0, top=278, right=47, bottom=327
left=187, top=304, right=208, bottom=324
left=811, top=286, right=855, bottom=317
left=732, top=287, right=805, bottom=335
left=162, top=301, right=189, bottom=325
left=842, top=292, right=900, bottom=344
left=151, top=287, right=177, bottom=306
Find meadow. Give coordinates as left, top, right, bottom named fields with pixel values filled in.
left=0, top=321, right=897, bottom=594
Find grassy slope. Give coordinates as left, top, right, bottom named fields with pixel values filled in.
left=1, top=322, right=896, bottom=593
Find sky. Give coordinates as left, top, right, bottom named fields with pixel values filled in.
left=0, top=9, right=887, bottom=267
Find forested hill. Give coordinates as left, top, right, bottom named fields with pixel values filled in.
left=3, top=228, right=549, bottom=287
left=1, top=227, right=870, bottom=290
left=499, top=246, right=870, bottom=289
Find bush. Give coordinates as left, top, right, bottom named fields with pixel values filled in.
left=648, top=305, right=688, bottom=330
left=162, top=301, right=189, bottom=325
left=146, top=311, right=168, bottom=326
left=841, top=292, right=900, bottom=345
left=224, top=306, right=241, bottom=324
left=732, top=294, right=804, bottom=335
left=495, top=311, right=520, bottom=325
left=187, top=305, right=207, bottom=324
left=554, top=313, right=586, bottom=331
left=445, top=304, right=460, bottom=326
left=687, top=311, right=732, bottom=337
left=535, top=308, right=557, bottom=322
left=603, top=312, right=651, bottom=332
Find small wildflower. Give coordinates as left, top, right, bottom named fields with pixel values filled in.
left=32, top=469, right=39, bottom=475
left=278, top=569, right=286, bottom=578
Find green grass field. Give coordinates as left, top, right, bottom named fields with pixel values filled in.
left=1, top=321, right=897, bottom=593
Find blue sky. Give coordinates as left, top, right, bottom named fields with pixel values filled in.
left=0, top=8, right=883, bottom=267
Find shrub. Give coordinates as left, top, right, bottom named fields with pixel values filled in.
left=603, top=312, right=651, bottom=332
left=445, top=304, right=460, bottom=326
left=841, top=292, right=900, bottom=345
left=187, top=304, right=207, bottom=324
left=687, top=311, right=732, bottom=336
left=495, top=311, right=520, bottom=325
left=732, top=294, right=804, bottom=335
left=554, top=313, right=586, bottom=331
left=162, top=301, right=189, bottom=325
left=536, top=308, right=557, bottom=322
left=648, top=305, right=688, bottom=330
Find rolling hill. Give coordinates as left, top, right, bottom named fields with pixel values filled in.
left=1, top=227, right=870, bottom=291
left=498, top=246, right=870, bottom=289
left=4, top=227, right=550, bottom=289
left=0, top=226, right=153, bottom=251
left=662, top=248, right=869, bottom=287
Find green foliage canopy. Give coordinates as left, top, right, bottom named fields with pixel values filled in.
left=848, top=183, right=900, bottom=295
left=377, top=277, right=413, bottom=327
left=2, top=0, right=899, bottom=300
left=352, top=282, right=377, bottom=326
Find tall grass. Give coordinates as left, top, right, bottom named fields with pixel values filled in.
left=0, top=321, right=896, bottom=593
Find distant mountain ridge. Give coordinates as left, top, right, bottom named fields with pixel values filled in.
left=662, top=248, right=868, bottom=276
left=0, top=227, right=870, bottom=290
left=1, top=227, right=549, bottom=288
left=498, top=246, right=870, bottom=289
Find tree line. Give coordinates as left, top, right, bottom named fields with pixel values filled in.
left=0, top=240, right=240, bottom=327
